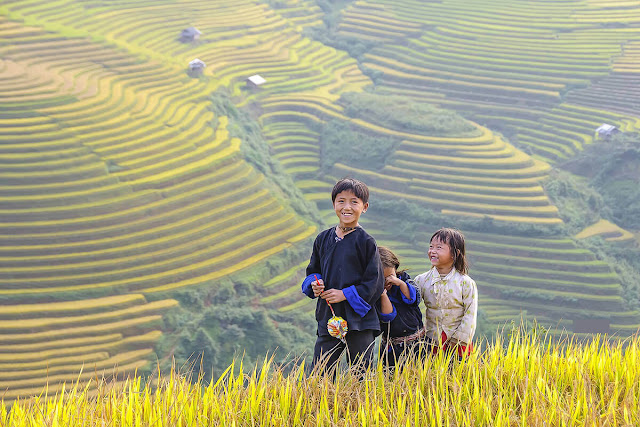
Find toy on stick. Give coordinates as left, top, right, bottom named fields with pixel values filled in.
left=315, top=274, right=348, bottom=343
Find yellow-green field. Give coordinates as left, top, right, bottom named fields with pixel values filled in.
left=2, top=331, right=639, bottom=426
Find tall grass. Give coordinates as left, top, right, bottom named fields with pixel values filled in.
left=2, top=329, right=639, bottom=426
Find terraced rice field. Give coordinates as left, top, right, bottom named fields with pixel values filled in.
left=0, top=28, right=314, bottom=298
left=575, top=219, right=636, bottom=243
left=0, top=0, right=376, bottom=402
left=337, top=0, right=640, bottom=163
left=288, top=0, right=640, bottom=333
left=0, top=1, right=349, bottom=401
left=2, top=0, right=640, bottom=404
left=0, top=294, right=176, bottom=401
left=566, top=41, right=640, bottom=116
left=254, top=0, right=640, bottom=332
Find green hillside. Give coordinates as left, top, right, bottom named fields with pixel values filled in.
left=1, top=0, right=640, bottom=403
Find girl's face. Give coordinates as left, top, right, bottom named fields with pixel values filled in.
left=428, top=237, right=454, bottom=272
left=383, top=266, right=396, bottom=291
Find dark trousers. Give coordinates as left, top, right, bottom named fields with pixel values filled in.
left=380, top=339, right=430, bottom=369
left=312, top=330, right=376, bottom=375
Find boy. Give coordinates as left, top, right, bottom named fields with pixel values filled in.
left=302, top=178, right=384, bottom=373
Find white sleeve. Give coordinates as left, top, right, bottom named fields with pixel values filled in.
left=413, top=273, right=429, bottom=305
left=451, top=277, right=477, bottom=345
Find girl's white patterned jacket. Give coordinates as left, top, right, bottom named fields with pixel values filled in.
left=414, top=267, right=478, bottom=345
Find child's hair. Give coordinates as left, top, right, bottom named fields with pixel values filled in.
left=430, top=228, right=469, bottom=275
left=379, top=246, right=408, bottom=274
left=378, top=246, right=400, bottom=270
left=331, top=178, right=369, bottom=204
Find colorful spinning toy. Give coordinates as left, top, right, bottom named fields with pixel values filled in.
left=315, top=275, right=348, bottom=343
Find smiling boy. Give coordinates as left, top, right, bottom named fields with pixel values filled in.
left=302, top=178, right=384, bottom=373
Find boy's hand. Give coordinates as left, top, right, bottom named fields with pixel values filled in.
left=311, top=279, right=325, bottom=297
left=321, top=289, right=346, bottom=304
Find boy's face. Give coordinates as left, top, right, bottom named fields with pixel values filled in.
left=333, top=190, right=368, bottom=227
left=428, top=237, right=454, bottom=271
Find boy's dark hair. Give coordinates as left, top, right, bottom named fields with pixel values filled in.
left=331, top=178, right=369, bottom=204
left=430, top=228, right=469, bottom=275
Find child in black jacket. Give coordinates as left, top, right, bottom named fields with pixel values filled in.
left=302, top=178, right=384, bottom=374
left=378, top=246, right=425, bottom=368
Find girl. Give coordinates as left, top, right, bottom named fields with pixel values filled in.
left=378, top=246, right=425, bottom=368
left=414, top=228, right=477, bottom=357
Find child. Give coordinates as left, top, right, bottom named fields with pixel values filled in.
left=377, top=246, right=425, bottom=369
left=414, top=228, right=477, bottom=358
left=301, top=178, right=384, bottom=373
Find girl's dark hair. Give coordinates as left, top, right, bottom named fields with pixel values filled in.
left=378, top=246, right=408, bottom=275
left=331, top=178, right=369, bottom=204
left=378, top=246, right=400, bottom=270
left=430, top=228, right=469, bottom=275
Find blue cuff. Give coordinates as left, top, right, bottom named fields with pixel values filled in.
left=301, top=274, right=321, bottom=299
left=379, top=305, right=397, bottom=323
left=401, top=284, right=418, bottom=305
left=343, top=286, right=372, bottom=317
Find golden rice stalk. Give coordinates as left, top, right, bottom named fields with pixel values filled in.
left=1, top=328, right=639, bottom=426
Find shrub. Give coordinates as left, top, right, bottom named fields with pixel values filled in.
left=339, top=92, right=477, bottom=136
left=562, top=131, right=640, bottom=230
left=319, top=120, right=398, bottom=172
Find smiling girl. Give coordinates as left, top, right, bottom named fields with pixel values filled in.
left=414, top=228, right=477, bottom=358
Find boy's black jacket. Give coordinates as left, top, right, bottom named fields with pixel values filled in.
left=306, top=227, right=384, bottom=336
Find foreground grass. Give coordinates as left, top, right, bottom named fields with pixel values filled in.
left=2, top=330, right=639, bottom=426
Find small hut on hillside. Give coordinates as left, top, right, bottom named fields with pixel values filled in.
left=180, top=27, right=202, bottom=43
left=188, top=58, right=206, bottom=76
left=595, top=123, right=620, bottom=139
left=246, top=74, right=266, bottom=89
